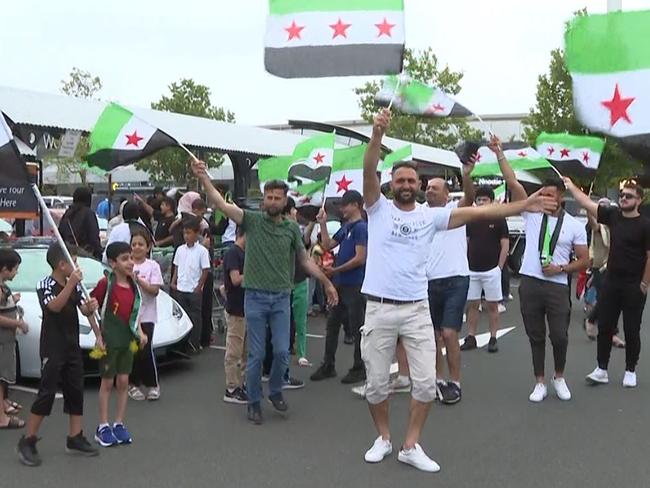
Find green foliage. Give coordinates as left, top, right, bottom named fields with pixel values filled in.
left=138, top=79, right=235, bottom=184
left=355, top=48, right=482, bottom=151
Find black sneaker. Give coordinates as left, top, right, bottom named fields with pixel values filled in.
left=310, top=364, right=337, bottom=381
left=282, top=376, right=305, bottom=390
left=223, top=387, right=248, bottom=405
left=17, top=435, right=42, bottom=467
left=487, top=337, right=498, bottom=353
left=341, top=367, right=366, bottom=385
left=460, top=335, right=477, bottom=351
left=247, top=403, right=263, bottom=425
left=66, top=432, right=99, bottom=457
left=440, top=382, right=462, bottom=405
left=268, top=393, right=289, bottom=413
left=343, top=334, right=355, bottom=345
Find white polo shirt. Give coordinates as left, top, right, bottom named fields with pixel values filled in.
left=361, top=195, right=451, bottom=301
left=426, top=201, right=470, bottom=280
left=173, top=243, right=211, bottom=292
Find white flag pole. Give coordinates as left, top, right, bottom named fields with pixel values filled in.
left=31, top=184, right=100, bottom=323
left=179, top=142, right=198, bottom=161
left=387, top=75, right=404, bottom=111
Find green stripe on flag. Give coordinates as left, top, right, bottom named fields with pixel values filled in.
left=401, top=80, right=434, bottom=108
left=471, top=158, right=551, bottom=177
left=536, top=132, right=605, bottom=153
left=565, top=10, right=650, bottom=74
left=269, top=0, right=403, bottom=15
left=89, top=103, right=133, bottom=154
left=332, top=145, right=366, bottom=172
left=258, top=155, right=292, bottom=182
left=381, top=144, right=412, bottom=170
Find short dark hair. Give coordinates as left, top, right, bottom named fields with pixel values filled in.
left=72, top=187, right=92, bottom=207
left=161, top=196, right=177, bottom=213
left=0, top=248, right=21, bottom=272
left=182, top=216, right=201, bottom=232
left=130, top=228, right=153, bottom=248
left=391, top=161, right=418, bottom=176
left=46, top=242, right=78, bottom=269
left=191, top=198, right=207, bottom=211
left=475, top=186, right=495, bottom=201
left=542, top=177, right=566, bottom=192
left=263, top=180, right=289, bottom=194
left=623, top=181, right=644, bottom=199
left=283, top=197, right=296, bottom=215
left=106, top=241, right=131, bottom=262
left=122, top=201, right=140, bottom=221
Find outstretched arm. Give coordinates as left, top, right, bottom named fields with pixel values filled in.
left=363, top=109, right=390, bottom=208
left=563, top=177, right=598, bottom=218
left=489, top=135, right=527, bottom=202
left=191, top=159, right=244, bottom=225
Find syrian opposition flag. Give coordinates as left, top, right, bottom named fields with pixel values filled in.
left=536, top=132, right=605, bottom=178
left=258, top=133, right=335, bottom=206
left=0, top=113, right=38, bottom=216
left=493, top=183, right=506, bottom=203
left=471, top=143, right=551, bottom=178
left=264, top=0, right=405, bottom=78
left=86, top=103, right=178, bottom=170
left=380, top=144, right=412, bottom=185
left=324, top=144, right=367, bottom=198
left=565, top=10, right=650, bottom=160
left=375, top=75, right=472, bottom=118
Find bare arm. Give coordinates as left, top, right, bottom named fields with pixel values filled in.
left=136, top=277, right=161, bottom=296
left=498, top=238, right=510, bottom=269
left=46, top=270, right=83, bottom=313
left=191, top=159, right=244, bottom=225
left=229, top=269, right=243, bottom=287
left=0, top=315, right=21, bottom=329
left=457, top=158, right=476, bottom=208
left=489, top=135, right=527, bottom=202
left=642, top=251, right=650, bottom=294
left=331, top=245, right=366, bottom=275
left=194, top=269, right=209, bottom=294
left=171, top=265, right=178, bottom=291
left=303, top=221, right=316, bottom=247
left=316, top=209, right=339, bottom=252
left=563, top=177, right=599, bottom=218
left=155, top=235, right=174, bottom=247
left=363, top=109, right=390, bottom=208
left=134, top=194, right=155, bottom=217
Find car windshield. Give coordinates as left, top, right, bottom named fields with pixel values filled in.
left=11, top=248, right=107, bottom=292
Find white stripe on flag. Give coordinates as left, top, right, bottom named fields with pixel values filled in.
left=113, top=119, right=156, bottom=151
left=536, top=143, right=601, bottom=169
left=325, top=169, right=363, bottom=198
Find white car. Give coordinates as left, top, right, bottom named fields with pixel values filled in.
left=13, top=245, right=193, bottom=379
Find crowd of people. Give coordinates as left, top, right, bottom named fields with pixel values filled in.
left=1, top=109, right=648, bottom=474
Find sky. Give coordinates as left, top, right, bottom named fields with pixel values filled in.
left=2, top=0, right=650, bottom=126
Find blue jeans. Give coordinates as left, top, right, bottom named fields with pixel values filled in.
left=245, top=289, right=291, bottom=404
left=427, top=276, right=470, bottom=331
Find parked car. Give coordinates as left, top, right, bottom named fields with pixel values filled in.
left=12, top=244, right=193, bottom=379
left=42, top=196, right=74, bottom=209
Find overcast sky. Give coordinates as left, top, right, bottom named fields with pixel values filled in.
left=2, top=0, right=649, bottom=126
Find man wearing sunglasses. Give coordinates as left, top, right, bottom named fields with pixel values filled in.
left=564, top=178, right=650, bottom=389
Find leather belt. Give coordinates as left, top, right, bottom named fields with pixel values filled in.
left=365, top=294, right=422, bottom=306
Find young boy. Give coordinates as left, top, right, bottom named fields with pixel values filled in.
left=154, top=196, right=177, bottom=248
left=0, top=249, right=27, bottom=430
left=171, top=217, right=210, bottom=353
left=91, top=241, right=147, bottom=447
left=17, top=243, right=101, bottom=467
left=129, top=230, right=164, bottom=401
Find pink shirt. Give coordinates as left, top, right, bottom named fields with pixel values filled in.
left=133, top=259, right=164, bottom=324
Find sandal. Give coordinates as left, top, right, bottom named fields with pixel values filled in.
left=0, top=416, right=25, bottom=429
left=5, top=399, right=22, bottom=410
left=4, top=404, right=19, bottom=416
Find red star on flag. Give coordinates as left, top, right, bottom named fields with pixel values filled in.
left=517, top=151, right=527, bottom=158
left=433, top=103, right=445, bottom=112
left=125, top=130, right=144, bottom=147
left=313, top=152, right=325, bottom=164
left=336, top=175, right=353, bottom=193
left=302, top=196, right=312, bottom=204
left=285, top=20, right=305, bottom=41
left=560, top=148, right=571, bottom=158
left=601, top=84, right=635, bottom=127
left=547, top=147, right=555, bottom=156
left=330, top=18, right=351, bottom=39
left=375, top=18, right=395, bottom=37
left=582, top=152, right=590, bottom=163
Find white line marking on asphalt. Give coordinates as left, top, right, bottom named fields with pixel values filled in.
left=10, top=385, right=63, bottom=399
left=209, top=345, right=227, bottom=351
left=306, top=333, right=325, bottom=339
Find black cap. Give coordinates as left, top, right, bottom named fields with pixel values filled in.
left=340, top=190, right=363, bottom=206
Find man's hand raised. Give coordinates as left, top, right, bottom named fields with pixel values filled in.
left=525, top=189, right=558, bottom=214
left=372, top=108, right=391, bottom=140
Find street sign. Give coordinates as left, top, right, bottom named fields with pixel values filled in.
left=58, top=130, right=82, bottom=158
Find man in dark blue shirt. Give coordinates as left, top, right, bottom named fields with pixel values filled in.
left=311, top=190, right=368, bottom=385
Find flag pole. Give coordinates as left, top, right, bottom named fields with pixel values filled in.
left=179, top=142, right=198, bottom=161
left=387, top=75, right=403, bottom=111
left=31, top=184, right=101, bottom=323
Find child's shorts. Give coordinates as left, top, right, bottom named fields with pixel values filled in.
left=0, top=341, right=16, bottom=385
left=99, top=347, right=134, bottom=378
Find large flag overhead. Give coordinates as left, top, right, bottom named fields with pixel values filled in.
left=86, top=103, right=178, bottom=171
left=565, top=10, right=650, bottom=160
left=0, top=113, right=38, bottom=217
left=380, top=144, right=412, bottom=185
left=536, top=132, right=605, bottom=178
left=258, top=133, right=335, bottom=206
left=264, top=0, right=405, bottom=78
left=471, top=143, right=552, bottom=178
left=375, top=75, right=472, bottom=118
left=325, top=144, right=367, bottom=198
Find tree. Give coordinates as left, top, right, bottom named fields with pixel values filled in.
left=57, top=68, right=104, bottom=185
left=137, top=79, right=235, bottom=183
left=523, top=25, right=640, bottom=191
left=355, top=48, right=482, bottom=151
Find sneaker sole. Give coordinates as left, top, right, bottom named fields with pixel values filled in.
left=397, top=453, right=441, bottom=473
left=282, top=384, right=304, bottom=390
left=364, top=449, right=392, bottom=463
left=310, top=373, right=337, bottom=382
left=390, top=386, right=411, bottom=394
left=223, top=396, right=248, bottom=405
left=65, top=447, right=99, bottom=457
left=623, top=383, right=637, bottom=388
left=586, top=377, right=609, bottom=385
left=115, top=438, right=132, bottom=445
left=16, top=447, right=41, bottom=467
left=93, top=435, right=118, bottom=448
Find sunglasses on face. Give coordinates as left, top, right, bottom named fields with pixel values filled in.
left=619, top=192, right=638, bottom=200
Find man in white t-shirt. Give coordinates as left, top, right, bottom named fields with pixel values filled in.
left=489, top=135, right=589, bottom=403
left=360, top=110, right=557, bottom=473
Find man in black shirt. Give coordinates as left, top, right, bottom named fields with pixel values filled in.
left=463, top=186, right=509, bottom=353
left=222, top=228, right=248, bottom=404
left=153, top=197, right=177, bottom=248
left=565, top=178, right=650, bottom=388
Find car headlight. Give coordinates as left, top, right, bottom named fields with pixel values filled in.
left=172, top=301, right=183, bottom=320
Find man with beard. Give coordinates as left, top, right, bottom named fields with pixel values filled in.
left=360, top=109, right=556, bottom=472
left=492, top=136, right=589, bottom=403
left=564, top=178, right=650, bottom=389
left=191, top=160, right=337, bottom=425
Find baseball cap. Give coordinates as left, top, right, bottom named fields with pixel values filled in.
left=340, top=190, right=363, bottom=206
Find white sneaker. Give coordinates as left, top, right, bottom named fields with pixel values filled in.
left=586, top=367, right=609, bottom=385
left=351, top=384, right=367, bottom=399
left=389, top=375, right=411, bottom=393
left=364, top=436, right=392, bottom=463
left=398, top=444, right=441, bottom=473
left=297, top=357, right=312, bottom=367
left=128, top=386, right=145, bottom=401
left=623, top=371, right=637, bottom=388
left=552, top=377, right=571, bottom=401
left=528, top=383, right=547, bottom=403
left=497, top=303, right=507, bottom=313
